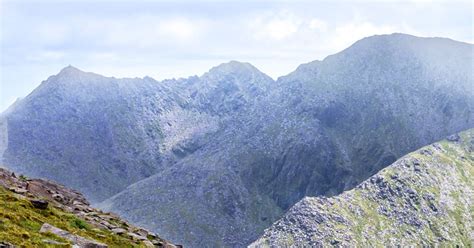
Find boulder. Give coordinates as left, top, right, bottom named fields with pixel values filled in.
left=0, top=241, right=16, bottom=248
left=446, top=133, right=461, bottom=142
left=52, top=193, right=65, bottom=202
left=127, top=232, right=148, bottom=241
left=30, top=199, right=49, bottom=209
left=135, top=228, right=149, bottom=237
left=39, top=223, right=107, bottom=247
left=9, top=187, right=27, bottom=194
left=142, top=240, right=155, bottom=248
left=111, top=227, right=127, bottom=235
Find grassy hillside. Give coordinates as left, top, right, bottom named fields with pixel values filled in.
left=0, top=186, right=148, bottom=247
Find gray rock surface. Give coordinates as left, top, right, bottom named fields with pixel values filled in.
left=39, top=223, right=108, bottom=248
left=1, top=33, right=473, bottom=247
left=101, top=34, right=473, bottom=246
left=251, top=129, right=474, bottom=247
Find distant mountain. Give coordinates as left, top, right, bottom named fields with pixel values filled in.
left=100, top=34, right=473, bottom=246
left=251, top=129, right=474, bottom=247
left=1, top=33, right=473, bottom=246
left=0, top=62, right=272, bottom=202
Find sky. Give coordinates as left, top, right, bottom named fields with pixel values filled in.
left=0, top=0, right=473, bottom=112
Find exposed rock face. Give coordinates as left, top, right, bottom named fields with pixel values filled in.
left=0, top=62, right=272, bottom=203
left=1, top=33, right=473, bottom=247
left=251, top=129, right=474, bottom=247
left=100, top=34, right=473, bottom=246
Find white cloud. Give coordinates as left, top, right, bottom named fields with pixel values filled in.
left=250, top=11, right=302, bottom=41
left=159, top=18, right=196, bottom=40
left=309, top=19, right=327, bottom=32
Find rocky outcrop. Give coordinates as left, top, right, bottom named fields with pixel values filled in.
left=251, top=129, right=474, bottom=247
left=0, top=167, right=176, bottom=247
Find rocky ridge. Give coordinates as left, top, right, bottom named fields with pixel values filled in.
left=100, top=34, right=474, bottom=246
left=251, top=129, right=474, bottom=247
left=0, top=166, right=177, bottom=247
left=1, top=33, right=473, bottom=247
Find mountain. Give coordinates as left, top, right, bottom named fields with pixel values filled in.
left=0, top=166, right=176, bottom=247
left=251, top=129, right=473, bottom=247
left=0, top=62, right=272, bottom=202
left=1, top=33, right=473, bottom=247
left=99, top=34, right=473, bottom=246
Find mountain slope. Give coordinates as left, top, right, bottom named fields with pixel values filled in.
left=100, top=34, right=474, bottom=246
left=251, top=128, right=474, bottom=247
left=1, top=33, right=472, bottom=246
left=0, top=62, right=273, bottom=202
left=0, top=166, right=176, bottom=247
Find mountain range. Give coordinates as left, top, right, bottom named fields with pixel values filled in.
left=1, top=33, right=472, bottom=247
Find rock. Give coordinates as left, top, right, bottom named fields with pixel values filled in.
left=250, top=129, right=474, bottom=247
left=135, top=228, right=149, bottom=237
left=142, top=240, right=155, bottom=248
left=152, top=240, right=165, bottom=246
left=0, top=241, right=15, bottom=248
left=30, top=199, right=49, bottom=209
left=111, top=227, right=127, bottom=235
left=127, top=232, right=148, bottom=241
left=52, top=193, right=65, bottom=202
left=147, top=232, right=157, bottom=239
left=446, top=133, right=460, bottom=142
left=42, top=239, right=68, bottom=245
left=39, top=223, right=108, bottom=247
left=9, top=187, right=27, bottom=194
left=0, top=167, right=174, bottom=247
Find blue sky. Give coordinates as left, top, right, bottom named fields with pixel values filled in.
left=1, top=0, right=472, bottom=112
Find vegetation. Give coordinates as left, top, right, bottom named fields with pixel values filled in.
left=0, top=186, right=145, bottom=247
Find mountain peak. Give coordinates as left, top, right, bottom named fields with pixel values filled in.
left=53, top=65, right=105, bottom=83
left=58, top=65, right=83, bottom=75
left=206, top=60, right=266, bottom=77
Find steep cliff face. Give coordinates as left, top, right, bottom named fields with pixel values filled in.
left=1, top=34, right=473, bottom=247
left=251, top=129, right=474, bottom=247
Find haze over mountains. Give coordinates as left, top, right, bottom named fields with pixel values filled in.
left=0, top=33, right=473, bottom=247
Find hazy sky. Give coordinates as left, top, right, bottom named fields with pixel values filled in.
left=1, top=0, right=472, bottom=112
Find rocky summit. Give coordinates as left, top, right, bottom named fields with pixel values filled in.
left=0, top=33, right=473, bottom=247
left=251, top=129, right=474, bottom=247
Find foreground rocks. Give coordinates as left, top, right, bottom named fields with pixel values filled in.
left=0, top=167, right=178, bottom=247
left=39, top=223, right=107, bottom=247
left=251, top=129, right=474, bottom=247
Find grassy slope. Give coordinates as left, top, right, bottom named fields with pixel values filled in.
left=0, top=186, right=146, bottom=247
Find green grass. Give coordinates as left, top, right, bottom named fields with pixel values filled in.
left=0, top=187, right=145, bottom=247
